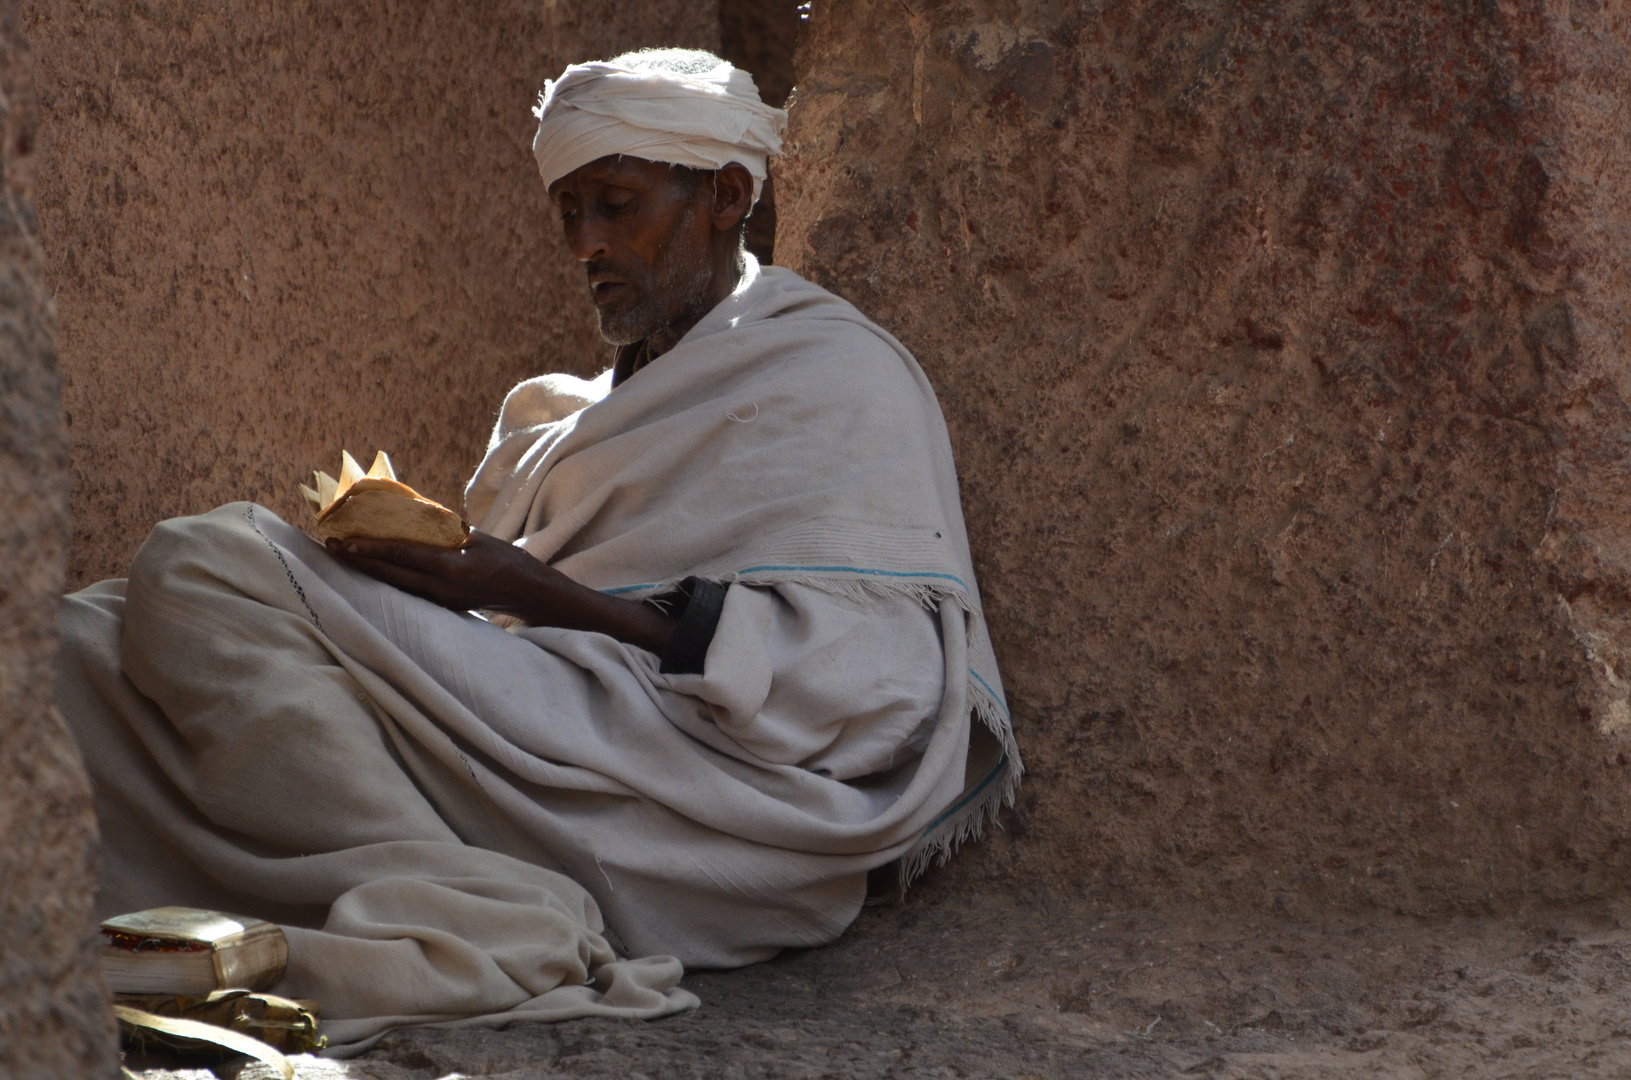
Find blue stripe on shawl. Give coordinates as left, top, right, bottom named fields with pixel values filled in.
left=969, top=669, right=1010, bottom=717
left=600, top=565, right=970, bottom=596
left=921, top=754, right=1008, bottom=836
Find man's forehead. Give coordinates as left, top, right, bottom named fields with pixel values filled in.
left=547, top=155, right=676, bottom=198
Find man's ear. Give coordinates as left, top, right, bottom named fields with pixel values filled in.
left=708, top=163, right=755, bottom=234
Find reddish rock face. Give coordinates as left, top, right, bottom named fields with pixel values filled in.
left=0, top=1, right=119, bottom=1074
left=27, top=0, right=720, bottom=587
left=777, top=0, right=1631, bottom=912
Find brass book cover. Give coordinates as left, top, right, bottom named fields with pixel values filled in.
left=99, top=906, right=289, bottom=995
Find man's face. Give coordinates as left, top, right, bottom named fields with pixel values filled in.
left=549, top=156, right=716, bottom=346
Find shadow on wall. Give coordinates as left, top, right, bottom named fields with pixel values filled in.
left=720, top=0, right=801, bottom=263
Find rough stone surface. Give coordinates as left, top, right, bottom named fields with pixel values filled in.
left=25, top=0, right=720, bottom=587
left=775, top=0, right=1631, bottom=915
left=0, top=0, right=118, bottom=1075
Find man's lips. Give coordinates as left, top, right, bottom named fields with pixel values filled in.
left=588, top=276, right=631, bottom=305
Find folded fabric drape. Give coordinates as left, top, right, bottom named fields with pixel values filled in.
left=468, top=253, right=1021, bottom=883
left=53, top=252, right=1017, bottom=1055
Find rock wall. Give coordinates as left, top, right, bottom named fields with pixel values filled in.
left=777, top=0, right=1631, bottom=913
left=0, top=0, right=119, bottom=1075
left=26, top=0, right=721, bottom=586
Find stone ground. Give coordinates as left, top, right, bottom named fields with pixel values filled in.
left=120, top=871, right=1631, bottom=1079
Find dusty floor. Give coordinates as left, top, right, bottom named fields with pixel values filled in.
left=127, top=873, right=1631, bottom=1079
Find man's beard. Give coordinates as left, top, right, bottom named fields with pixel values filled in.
left=592, top=205, right=716, bottom=346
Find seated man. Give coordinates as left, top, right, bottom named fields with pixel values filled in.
left=55, top=48, right=1018, bottom=1052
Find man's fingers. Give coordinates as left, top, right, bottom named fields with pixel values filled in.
left=323, top=533, right=517, bottom=614
left=343, top=553, right=434, bottom=590
left=329, top=536, right=456, bottom=572
left=334, top=549, right=453, bottom=600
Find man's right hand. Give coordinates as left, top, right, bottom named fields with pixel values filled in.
left=329, top=532, right=678, bottom=657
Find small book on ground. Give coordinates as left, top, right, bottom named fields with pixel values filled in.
left=300, top=449, right=469, bottom=548
left=98, top=907, right=289, bottom=995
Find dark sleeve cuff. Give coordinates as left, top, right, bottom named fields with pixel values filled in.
left=655, top=577, right=727, bottom=675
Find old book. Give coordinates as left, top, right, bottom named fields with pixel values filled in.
left=300, top=449, right=469, bottom=548
left=98, top=907, right=289, bottom=995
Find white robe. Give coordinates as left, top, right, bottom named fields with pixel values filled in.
left=54, top=255, right=1018, bottom=1052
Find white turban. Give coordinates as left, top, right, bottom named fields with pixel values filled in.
left=532, top=55, right=788, bottom=204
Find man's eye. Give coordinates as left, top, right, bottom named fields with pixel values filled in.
left=604, top=198, right=635, bottom=214
left=560, top=209, right=578, bottom=224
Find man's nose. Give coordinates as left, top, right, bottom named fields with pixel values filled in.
left=567, top=217, right=609, bottom=263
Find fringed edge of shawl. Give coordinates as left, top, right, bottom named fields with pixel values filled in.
left=615, top=570, right=1021, bottom=889
left=716, top=570, right=1023, bottom=891
left=898, top=677, right=1022, bottom=889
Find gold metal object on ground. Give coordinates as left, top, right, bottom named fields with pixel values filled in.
left=115, top=989, right=325, bottom=1055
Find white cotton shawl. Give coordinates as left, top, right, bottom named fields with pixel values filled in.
left=532, top=57, right=787, bottom=202
left=48, top=259, right=1017, bottom=1054
left=467, top=256, right=1020, bottom=879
